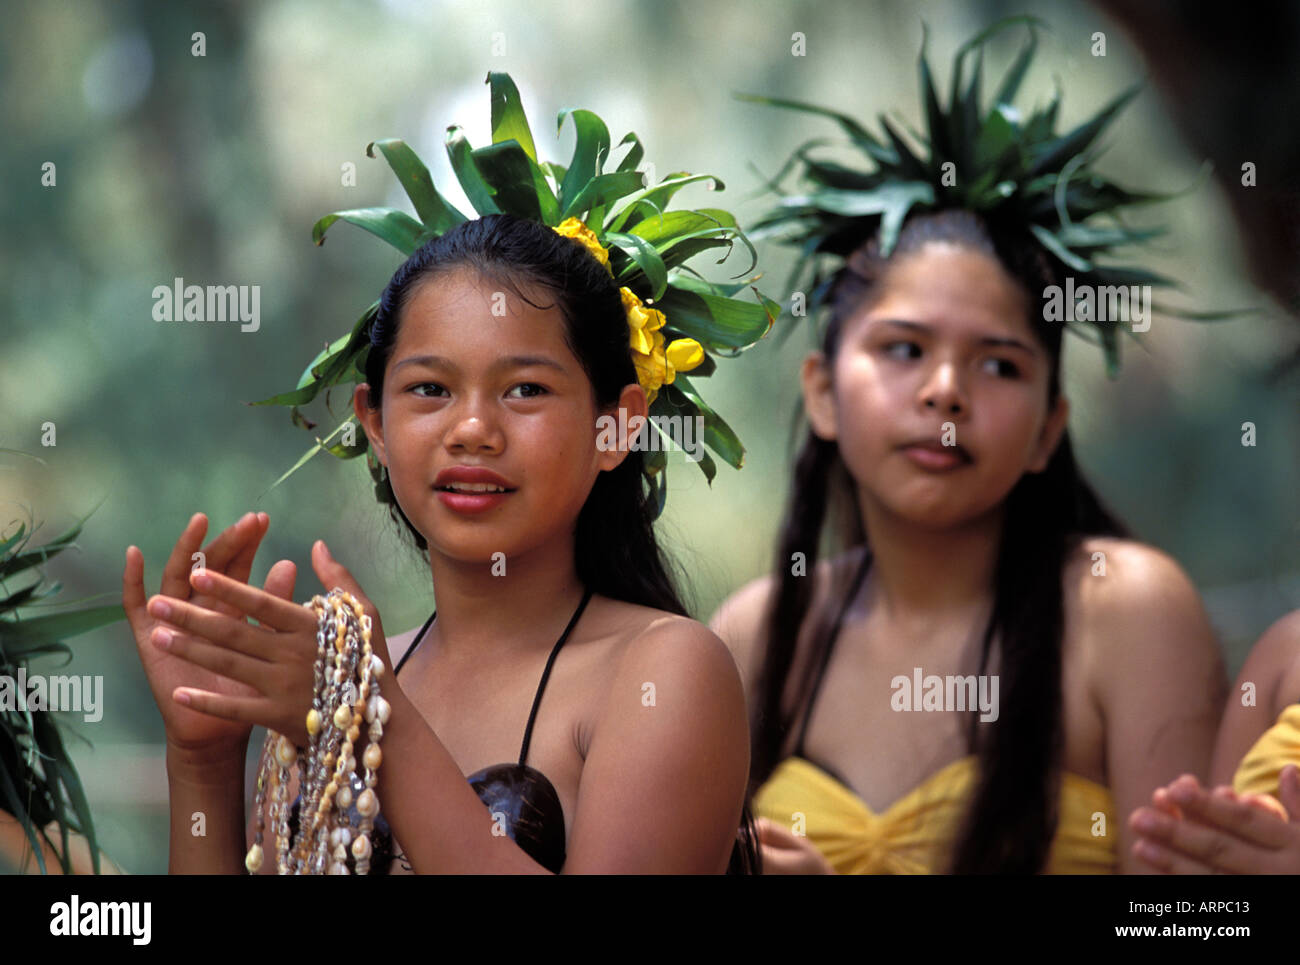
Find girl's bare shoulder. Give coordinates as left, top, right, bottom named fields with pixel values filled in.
left=594, top=596, right=729, bottom=662
left=1062, top=536, right=1209, bottom=624
left=1061, top=536, right=1223, bottom=704
left=1238, top=609, right=1300, bottom=716
left=707, top=547, right=867, bottom=686
left=584, top=595, right=746, bottom=713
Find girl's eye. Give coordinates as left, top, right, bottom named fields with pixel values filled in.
left=507, top=382, right=548, bottom=399
left=882, top=340, right=922, bottom=361
left=981, top=357, right=1021, bottom=379
left=410, top=383, right=448, bottom=398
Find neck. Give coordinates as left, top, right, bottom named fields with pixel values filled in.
left=425, top=534, right=586, bottom=660
left=856, top=491, right=1003, bottom=626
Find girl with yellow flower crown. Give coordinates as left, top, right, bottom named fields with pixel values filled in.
left=121, top=75, right=774, bottom=874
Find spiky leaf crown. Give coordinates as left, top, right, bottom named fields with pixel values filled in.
left=256, top=73, right=779, bottom=515
left=742, top=17, right=1201, bottom=376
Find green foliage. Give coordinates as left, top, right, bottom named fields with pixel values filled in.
left=0, top=493, right=124, bottom=874
left=740, top=16, right=1220, bottom=376
left=256, top=72, right=777, bottom=507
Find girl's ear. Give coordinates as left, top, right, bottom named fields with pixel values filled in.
left=353, top=384, right=388, bottom=466
left=595, top=382, right=649, bottom=472
left=801, top=351, right=838, bottom=441
left=1028, top=393, right=1070, bottom=473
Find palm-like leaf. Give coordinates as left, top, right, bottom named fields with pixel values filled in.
left=259, top=72, right=777, bottom=504
left=741, top=16, right=1235, bottom=376
left=0, top=493, right=123, bottom=874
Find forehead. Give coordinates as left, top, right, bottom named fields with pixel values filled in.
left=394, top=265, right=570, bottom=353
left=853, top=243, right=1034, bottom=342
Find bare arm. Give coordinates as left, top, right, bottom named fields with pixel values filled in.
left=707, top=574, right=775, bottom=715
left=378, top=617, right=750, bottom=873
left=167, top=740, right=249, bottom=874
left=1086, top=543, right=1226, bottom=874
left=564, top=618, right=750, bottom=872
left=1210, top=610, right=1300, bottom=785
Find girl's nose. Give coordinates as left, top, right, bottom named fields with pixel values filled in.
left=444, top=398, right=505, bottom=453
left=919, top=362, right=967, bottom=416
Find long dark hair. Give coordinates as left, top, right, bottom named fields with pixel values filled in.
left=751, top=209, right=1128, bottom=874
left=365, top=213, right=760, bottom=873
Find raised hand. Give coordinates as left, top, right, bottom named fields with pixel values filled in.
left=123, top=512, right=296, bottom=752
left=136, top=539, right=391, bottom=748
left=1129, top=767, right=1300, bottom=874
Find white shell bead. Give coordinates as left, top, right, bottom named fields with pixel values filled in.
left=355, top=788, right=378, bottom=817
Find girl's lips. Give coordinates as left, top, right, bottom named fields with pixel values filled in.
left=433, top=466, right=516, bottom=489
left=435, top=488, right=513, bottom=515
left=899, top=443, right=971, bottom=472
left=432, top=465, right=517, bottom=514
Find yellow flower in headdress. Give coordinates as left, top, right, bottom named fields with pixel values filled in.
left=553, top=217, right=612, bottom=275
left=620, top=286, right=703, bottom=404
left=551, top=223, right=703, bottom=403
left=621, top=285, right=664, bottom=354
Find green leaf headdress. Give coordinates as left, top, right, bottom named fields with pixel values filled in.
left=741, top=17, right=1219, bottom=377
left=256, top=73, right=779, bottom=516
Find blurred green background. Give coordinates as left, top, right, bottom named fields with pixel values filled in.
left=2, top=0, right=1296, bottom=873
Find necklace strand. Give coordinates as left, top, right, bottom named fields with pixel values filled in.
left=245, top=588, right=390, bottom=874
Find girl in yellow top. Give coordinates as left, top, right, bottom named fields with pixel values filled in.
left=1129, top=610, right=1300, bottom=874
left=710, top=22, right=1227, bottom=874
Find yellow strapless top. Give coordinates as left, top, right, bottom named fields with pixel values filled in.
left=754, top=755, right=1116, bottom=874
left=1233, top=703, right=1300, bottom=799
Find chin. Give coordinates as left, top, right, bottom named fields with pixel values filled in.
left=419, top=510, right=517, bottom=555
left=427, top=532, right=529, bottom=566
left=430, top=518, right=571, bottom=567
left=890, top=503, right=975, bottom=531
left=875, top=484, right=989, bottom=531
left=912, top=498, right=1008, bottom=532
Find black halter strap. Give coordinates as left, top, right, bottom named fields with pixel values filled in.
left=793, top=551, right=873, bottom=757
left=390, top=588, right=596, bottom=767
left=393, top=609, right=437, bottom=677
left=519, top=588, right=594, bottom=766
